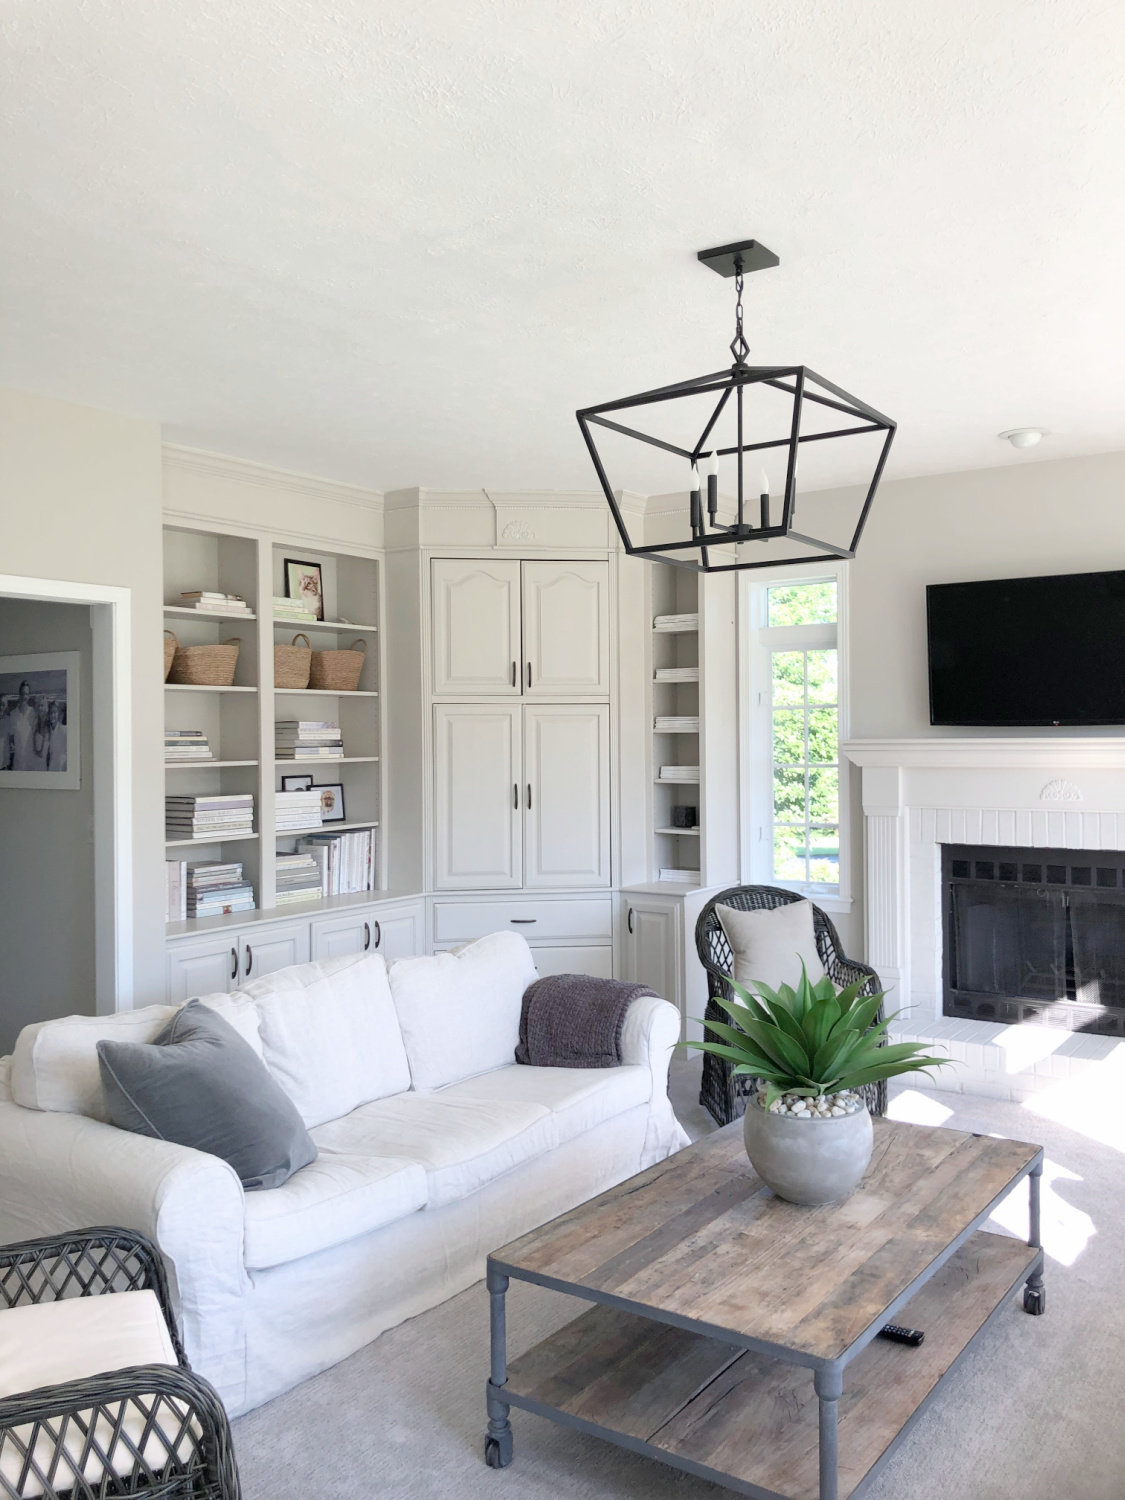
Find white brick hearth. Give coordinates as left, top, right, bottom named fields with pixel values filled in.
left=843, top=738, right=1125, bottom=1101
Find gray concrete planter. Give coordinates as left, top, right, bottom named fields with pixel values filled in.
left=743, top=1095, right=874, bottom=1206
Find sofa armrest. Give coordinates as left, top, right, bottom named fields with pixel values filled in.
left=619, top=995, right=681, bottom=1090
left=0, top=1099, right=248, bottom=1402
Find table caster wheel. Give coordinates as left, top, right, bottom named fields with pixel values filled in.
left=485, top=1434, right=513, bottom=1468
left=1023, top=1284, right=1046, bottom=1315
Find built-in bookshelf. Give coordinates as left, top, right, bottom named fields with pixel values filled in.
left=650, top=566, right=702, bottom=884
left=163, top=524, right=384, bottom=931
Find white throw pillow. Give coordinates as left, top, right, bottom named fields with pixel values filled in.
left=9, top=994, right=264, bottom=1120
left=243, top=954, right=412, bottom=1128
left=388, top=932, right=539, bottom=1092
left=715, top=900, right=826, bottom=996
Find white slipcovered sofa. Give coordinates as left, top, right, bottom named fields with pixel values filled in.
left=0, top=932, right=687, bottom=1415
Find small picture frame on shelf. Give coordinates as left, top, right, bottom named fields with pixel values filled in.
left=281, top=773, right=314, bottom=792
left=318, top=782, right=346, bottom=822
left=284, top=559, right=324, bottom=621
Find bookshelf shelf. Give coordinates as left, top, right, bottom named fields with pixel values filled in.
left=654, top=827, right=701, bottom=836
left=271, top=618, right=377, bottom=634
left=274, top=819, right=379, bottom=837
left=164, top=605, right=257, bottom=622
left=274, top=688, right=379, bottom=698
left=165, top=832, right=260, bottom=848
left=165, top=759, right=259, bottom=770
left=165, top=683, right=258, bottom=694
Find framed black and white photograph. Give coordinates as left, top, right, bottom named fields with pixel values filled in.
left=280, top=773, right=314, bottom=792
left=0, top=652, right=80, bottom=790
left=318, top=782, right=345, bottom=822
left=284, top=558, right=324, bottom=621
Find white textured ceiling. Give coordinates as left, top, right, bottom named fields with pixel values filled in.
left=2, top=0, right=1124, bottom=493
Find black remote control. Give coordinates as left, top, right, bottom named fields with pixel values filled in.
left=878, top=1324, right=925, bottom=1347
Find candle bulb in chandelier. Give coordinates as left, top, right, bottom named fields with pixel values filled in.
left=758, top=467, right=770, bottom=530
left=688, top=464, right=702, bottom=534
left=706, top=451, right=719, bottom=524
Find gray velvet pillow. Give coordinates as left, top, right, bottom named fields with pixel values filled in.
left=97, top=999, right=317, bottom=1191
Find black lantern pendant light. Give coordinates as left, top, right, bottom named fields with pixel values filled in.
left=577, top=239, right=896, bottom=573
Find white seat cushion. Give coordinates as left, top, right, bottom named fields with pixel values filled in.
left=242, top=1151, right=427, bottom=1269
left=387, top=931, right=539, bottom=1091
left=443, top=1064, right=652, bottom=1145
left=311, top=1091, right=556, bottom=1208
left=0, top=1291, right=183, bottom=1498
left=241, top=954, right=412, bottom=1128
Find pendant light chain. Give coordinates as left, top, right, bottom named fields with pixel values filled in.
left=729, top=266, right=750, bottom=366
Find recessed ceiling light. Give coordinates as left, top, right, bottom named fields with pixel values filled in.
left=998, top=428, right=1048, bottom=449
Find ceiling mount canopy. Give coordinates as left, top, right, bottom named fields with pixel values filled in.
left=577, top=239, right=897, bottom=573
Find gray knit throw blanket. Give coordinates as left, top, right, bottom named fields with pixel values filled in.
left=515, top=974, right=657, bottom=1069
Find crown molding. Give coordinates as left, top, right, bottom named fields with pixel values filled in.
left=843, top=737, right=1125, bottom=769
left=162, top=445, right=383, bottom=511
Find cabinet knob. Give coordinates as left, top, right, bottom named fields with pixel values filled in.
left=230, top=946, right=238, bottom=981
left=245, top=944, right=253, bottom=976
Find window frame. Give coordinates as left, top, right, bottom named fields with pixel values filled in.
left=739, top=562, right=852, bottom=911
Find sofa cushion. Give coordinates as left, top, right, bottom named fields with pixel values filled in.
left=387, top=932, right=539, bottom=1091
left=240, top=954, right=411, bottom=1129
left=311, top=1091, right=556, bottom=1208
left=442, top=1063, right=652, bottom=1145
left=9, top=994, right=260, bottom=1122
left=715, top=899, right=826, bottom=994
left=98, top=1000, right=318, bottom=1192
left=242, top=1152, right=427, bottom=1269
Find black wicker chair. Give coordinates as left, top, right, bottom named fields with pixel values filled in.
left=695, top=885, right=888, bottom=1127
left=0, top=1227, right=240, bottom=1500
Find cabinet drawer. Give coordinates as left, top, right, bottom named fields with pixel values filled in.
left=432, top=898, right=613, bottom=943
left=529, top=945, right=614, bottom=980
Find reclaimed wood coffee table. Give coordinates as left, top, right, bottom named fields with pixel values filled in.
left=484, top=1118, right=1044, bottom=1500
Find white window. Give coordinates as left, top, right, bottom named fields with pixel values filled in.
left=743, top=570, right=848, bottom=903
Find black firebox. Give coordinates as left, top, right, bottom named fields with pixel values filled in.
left=943, top=844, right=1125, bottom=1036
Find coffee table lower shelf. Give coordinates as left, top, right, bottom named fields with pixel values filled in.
left=498, top=1230, right=1037, bottom=1500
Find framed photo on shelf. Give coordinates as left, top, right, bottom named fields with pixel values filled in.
left=284, top=558, right=325, bottom=620
left=280, top=773, right=314, bottom=792
left=318, top=783, right=346, bottom=823
left=0, top=651, right=80, bottom=790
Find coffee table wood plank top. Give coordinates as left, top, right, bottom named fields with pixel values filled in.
left=485, top=1117, right=1046, bottom=1500
left=491, top=1118, right=1041, bottom=1364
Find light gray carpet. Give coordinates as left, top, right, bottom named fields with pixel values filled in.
left=232, top=1058, right=1125, bottom=1498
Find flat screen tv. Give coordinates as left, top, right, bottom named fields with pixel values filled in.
left=927, top=569, right=1125, bottom=726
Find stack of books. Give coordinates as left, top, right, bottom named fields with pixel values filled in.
left=275, top=721, right=344, bottom=759
left=186, top=863, right=255, bottom=917
left=658, top=867, right=701, bottom=884
left=275, top=789, right=323, bottom=833
left=298, top=828, right=374, bottom=896
left=658, top=765, right=700, bottom=782
left=273, top=595, right=319, bottom=625
left=166, top=793, right=254, bottom=841
left=180, top=591, right=254, bottom=616
left=654, top=716, right=700, bottom=733
left=654, top=666, right=700, bottom=683
left=164, top=729, right=213, bottom=763
left=653, top=613, right=699, bottom=632
left=165, top=860, right=188, bottom=921
left=275, top=853, right=323, bottom=905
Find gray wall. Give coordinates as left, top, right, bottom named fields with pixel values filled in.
left=0, top=600, right=94, bottom=1051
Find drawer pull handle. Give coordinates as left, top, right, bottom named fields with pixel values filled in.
left=511, top=661, right=517, bottom=688
left=510, top=918, right=536, bottom=924
left=373, top=920, right=382, bottom=948
left=245, top=944, right=253, bottom=976
left=364, top=922, right=371, bottom=951
left=526, top=661, right=532, bottom=689
left=513, top=783, right=518, bottom=809
left=526, top=783, right=532, bottom=809
left=627, top=908, right=635, bottom=934
left=231, top=946, right=238, bottom=980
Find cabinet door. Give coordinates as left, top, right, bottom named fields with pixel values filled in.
left=523, top=704, right=610, bottom=889
left=240, top=923, right=311, bottom=983
left=372, top=901, right=425, bottom=961
left=311, top=913, right=373, bottom=962
left=433, top=705, right=522, bottom=889
left=431, top=559, right=521, bottom=696
left=623, top=899, right=679, bottom=1011
left=166, top=937, right=239, bottom=1003
left=521, top=560, right=610, bottom=696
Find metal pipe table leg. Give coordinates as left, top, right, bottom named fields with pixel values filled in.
left=485, top=1265, right=514, bottom=1467
left=815, top=1367, right=843, bottom=1500
left=1023, top=1161, right=1046, bottom=1315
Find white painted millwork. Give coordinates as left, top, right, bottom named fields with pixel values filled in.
left=622, top=898, right=679, bottom=1011
left=432, top=897, right=612, bottom=944
left=523, top=704, right=611, bottom=888
left=430, top=558, right=521, bottom=696
left=432, top=704, right=523, bottom=889
left=166, top=934, right=239, bottom=1002
left=528, top=945, right=614, bottom=979
left=521, top=560, right=609, bottom=696
left=241, top=924, right=310, bottom=982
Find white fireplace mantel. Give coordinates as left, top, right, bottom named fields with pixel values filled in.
left=841, top=737, right=1125, bottom=1024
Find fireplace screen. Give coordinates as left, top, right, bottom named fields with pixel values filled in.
left=943, top=844, right=1125, bottom=1035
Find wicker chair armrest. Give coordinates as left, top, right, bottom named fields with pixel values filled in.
left=0, top=1228, right=184, bottom=1367
left=0, top=1363, right=239, bottom=1500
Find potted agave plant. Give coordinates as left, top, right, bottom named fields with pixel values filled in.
left=688, top=967, right=949, bottom=1206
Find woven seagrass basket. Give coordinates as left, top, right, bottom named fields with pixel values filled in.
left=163, top=630, right=177, bottom=682
left=309, top=638, right=366, bottom=691
left=274, top=632, right=312, bottom=689
left=168, top=637, right=241, bottom=687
